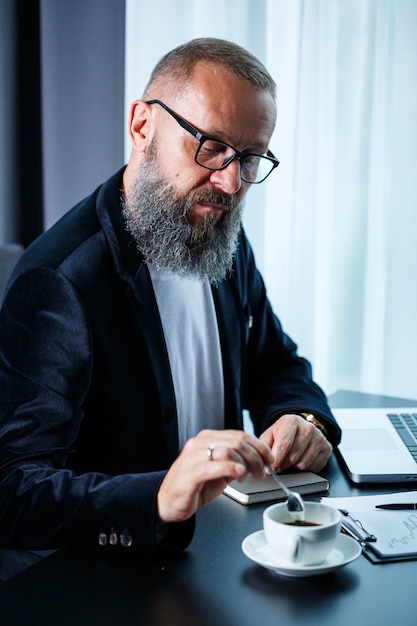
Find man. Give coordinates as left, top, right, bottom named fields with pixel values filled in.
left=0, top=38, right=340, bottom=556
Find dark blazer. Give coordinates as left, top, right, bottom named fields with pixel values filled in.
left=0, top=168, right=340, bottom=554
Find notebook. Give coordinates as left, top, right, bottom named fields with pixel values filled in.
left=223, top=471, right=329, bottom=505
left=333, top=407, right=417, bottom=484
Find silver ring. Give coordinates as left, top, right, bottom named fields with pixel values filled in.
left=207, top=445, right=214, bottom=461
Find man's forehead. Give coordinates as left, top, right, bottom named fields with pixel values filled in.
left=178, top=65, right=274, bottom=117
left=161, top=61, right=270, bottom=107
left=182, top=87, right=275, bottom=148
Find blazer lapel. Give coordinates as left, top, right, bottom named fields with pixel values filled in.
left=96, top=174, right=180, bottom=461
left=125, top=263, right=180, bottom=461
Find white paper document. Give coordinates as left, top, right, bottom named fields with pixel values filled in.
left=322, top=491, right=417, bottom=559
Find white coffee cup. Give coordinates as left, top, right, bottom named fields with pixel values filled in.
left=263, top=501, right=342, bottom=566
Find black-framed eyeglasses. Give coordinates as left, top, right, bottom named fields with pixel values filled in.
left=146, top=99, right=279, bottom=184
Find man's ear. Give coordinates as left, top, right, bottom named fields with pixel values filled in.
left=128, top=100, right=154, bottom=152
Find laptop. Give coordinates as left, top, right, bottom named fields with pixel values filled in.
left=332, top=407, right=417, bottom=484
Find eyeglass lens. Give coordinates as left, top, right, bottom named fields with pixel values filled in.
left=196, top=138, right=275, bottom=184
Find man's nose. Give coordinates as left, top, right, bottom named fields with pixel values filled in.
left=208, top=159, right=242, bottom=195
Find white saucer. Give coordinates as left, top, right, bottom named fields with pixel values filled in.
left=242, top=531, right=361, bottom=578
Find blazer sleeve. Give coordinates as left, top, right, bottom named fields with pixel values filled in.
left=0, top=267, right=193, bottom=553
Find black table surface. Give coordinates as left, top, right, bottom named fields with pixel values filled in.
left=1, top=390, right=417, bottom=626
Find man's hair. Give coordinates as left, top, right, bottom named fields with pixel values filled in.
left=143, top=37, right=276, bottom=100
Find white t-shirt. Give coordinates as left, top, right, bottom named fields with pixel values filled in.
left=148, top=264, right=225, bottom=449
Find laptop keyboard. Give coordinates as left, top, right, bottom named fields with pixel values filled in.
left=387, top=413, right=417, bottom=460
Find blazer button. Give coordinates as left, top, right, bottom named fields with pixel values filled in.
left=109, top=529, right=118, bottom=546
left=98, top=532, right=108, bottom=546
left=120, top=531, right=133, bottom=547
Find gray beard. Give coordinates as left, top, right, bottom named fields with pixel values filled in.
left=122, top=145, right=244, bottom=284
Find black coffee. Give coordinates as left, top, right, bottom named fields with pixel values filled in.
left=284, top=520, right=322, bottom=526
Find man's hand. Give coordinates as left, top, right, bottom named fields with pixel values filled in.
left=260, top=414, right=332, bottom=473
left=156, top=429, right=274, bottom=524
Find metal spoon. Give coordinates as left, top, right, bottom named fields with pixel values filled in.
left=268, top=466, right=306, bottom=521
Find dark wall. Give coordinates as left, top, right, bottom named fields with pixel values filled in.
left=41, top=0, right=126, bottom=229
left=0, top=0, right=125, bottom=244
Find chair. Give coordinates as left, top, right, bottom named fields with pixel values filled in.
left=0, top=243, right=24, bottom=304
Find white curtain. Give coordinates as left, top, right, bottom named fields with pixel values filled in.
left=125, top=0, right=417, bottom=400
